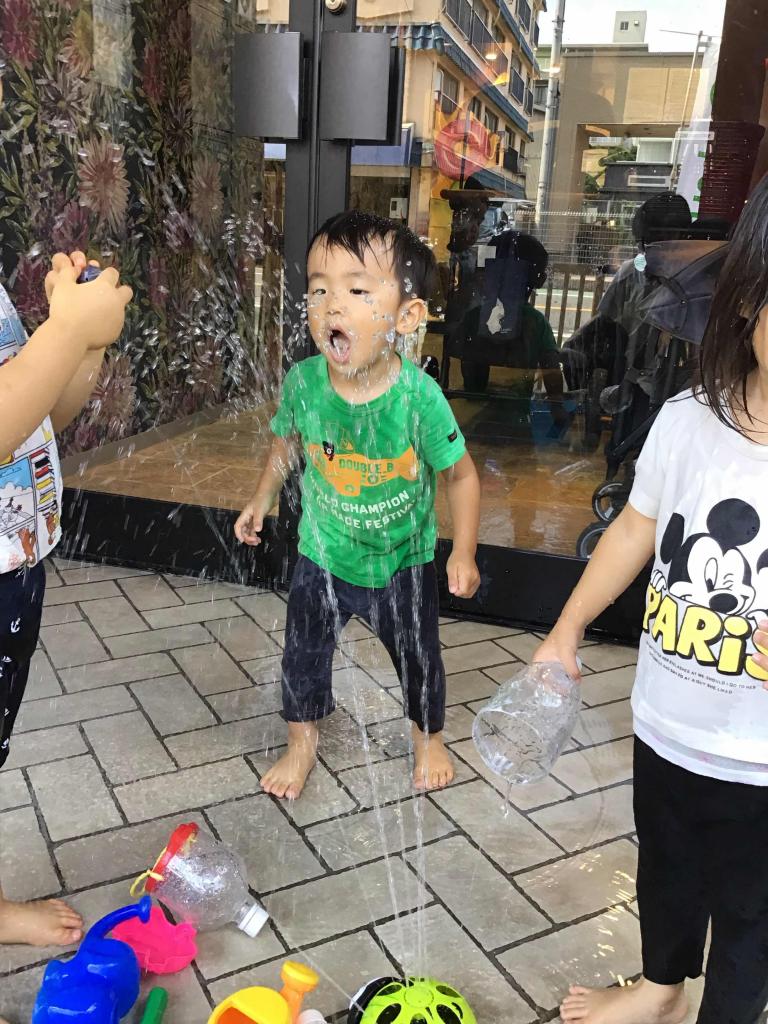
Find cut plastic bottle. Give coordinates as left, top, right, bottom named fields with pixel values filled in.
left=472, top=661, right=581, bottom=785
left=133, top=823, right=268, bottom=937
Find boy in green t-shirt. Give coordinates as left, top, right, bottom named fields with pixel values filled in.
left=236, top=211, right=481, bottom=800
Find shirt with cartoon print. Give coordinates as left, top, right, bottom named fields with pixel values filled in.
left=0, top=284, right=63, bottom=573
left=629, top=388, right=768, bottom=782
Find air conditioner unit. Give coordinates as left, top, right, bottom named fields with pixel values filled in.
left=390, top=198, right=408, bottom=220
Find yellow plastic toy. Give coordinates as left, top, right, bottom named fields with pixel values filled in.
left=208, top=961, right=319, bottom=1024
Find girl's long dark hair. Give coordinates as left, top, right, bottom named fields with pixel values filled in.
left=697, top=172, right=768, bottom=433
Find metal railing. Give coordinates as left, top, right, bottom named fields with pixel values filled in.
left=538, top=263, right=608, bottom=346
left=444, top=0, right=472, bottom=38
left=517, top=0, right=531, bottom=32
left=503, top=147, right=520, bottom=173
left=443, top=0, right=509, bottom=78
left=510, top=69, right=525, bottom=102
left=525, top=88, right=534, bottom=115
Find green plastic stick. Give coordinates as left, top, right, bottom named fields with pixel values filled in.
left=140, top=988, right=169, bottom=1024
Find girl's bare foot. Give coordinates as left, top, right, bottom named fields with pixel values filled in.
left=261, top=721, right=319, bottom=800
left=412, top=725, right=454, bottom=790
left=560, top=978, right=688, bottom=1024
left=0, top=897, right=83, bottom=948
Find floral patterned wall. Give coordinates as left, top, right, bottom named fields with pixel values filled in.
left=0, top=0, right=268, bottom=457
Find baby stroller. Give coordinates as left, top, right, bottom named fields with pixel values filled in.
left=571, top=237, right=728, bottom=557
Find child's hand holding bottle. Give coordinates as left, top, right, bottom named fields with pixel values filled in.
left=46, top=251, right=132, bottom=352
left=533, top=620, right=583, bottom=682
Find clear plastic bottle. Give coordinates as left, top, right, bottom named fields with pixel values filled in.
left=472, top=661, right=581, bottom=785
left=143, top=824, right=268, bottom=937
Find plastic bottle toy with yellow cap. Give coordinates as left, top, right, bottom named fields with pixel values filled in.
left=208, top=961, right=325, bottom=1024
left=131, top=823, right=268, bottom=938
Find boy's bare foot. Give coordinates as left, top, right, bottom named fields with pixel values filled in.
left=0, top=897, right=83, bottom=947
left=412, top=725, right=454, bottom=791
left=560, top=978, right=688, bottom=1023
left=261, top=722, right=319, bottom=800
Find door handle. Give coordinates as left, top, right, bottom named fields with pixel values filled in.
left=233, top=32, right=303, bottom=140
left=319, top=32, right=405, bottom=143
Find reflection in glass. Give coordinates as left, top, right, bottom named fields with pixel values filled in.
left=0, top=0, right=285, bottom=513
left=351, top=0, right=766, bottom=560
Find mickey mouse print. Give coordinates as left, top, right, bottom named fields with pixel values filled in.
left=644, top=498, right=768, bottom=680
left=629, top=390, right=768, bottom=766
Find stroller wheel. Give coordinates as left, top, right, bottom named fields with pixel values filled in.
left=592, top=481, right=628, bottom=523
left=577, top=521, right=607, bottom=559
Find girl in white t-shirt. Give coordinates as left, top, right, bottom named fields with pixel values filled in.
left=536, top=172, right=768, bottom=1024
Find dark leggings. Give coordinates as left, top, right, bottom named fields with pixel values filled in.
left=0, top=562, right=46, bottom=768
left=634, top=736, right=768, bottom=1024
left=281, top=556, right=446, bottom=733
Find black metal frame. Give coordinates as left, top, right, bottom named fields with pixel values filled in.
left=59, top=487, right=648, bottom=643
left=59, top=0, right=649, bottom=643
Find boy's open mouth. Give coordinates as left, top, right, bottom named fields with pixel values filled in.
left=327, top=327, right=352, bottom=365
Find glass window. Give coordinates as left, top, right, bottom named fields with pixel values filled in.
left=355, top=0, right=761, bottom=566
left=472, top=0, right=489, bottom=27
left=437, top=69, right=461, bottom=116
left=0, top=0, right=286, bottom=515
left=483, top=110, right=499, bottom=135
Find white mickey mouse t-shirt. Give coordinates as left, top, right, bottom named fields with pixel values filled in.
left=0, top=284, right=63, bottom=573
left=629, top=389, right=768, bottom=783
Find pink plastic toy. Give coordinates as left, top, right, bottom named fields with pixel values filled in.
left=111, top=904, right=197, bottom=975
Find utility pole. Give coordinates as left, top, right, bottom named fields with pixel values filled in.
left=660, top=28, right=713, bottom=186
left=535, top=0, right=566, bottom=227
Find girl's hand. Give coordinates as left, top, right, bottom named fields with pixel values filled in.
left=532, top=625, right=582, bottom=681
left=753, top=618, right=768, bottom=689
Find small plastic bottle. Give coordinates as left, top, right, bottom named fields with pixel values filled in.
left=138, top=824, right=268, bottom=937
left=472, top=661, right=581, bottom=785
left=77, top=266, right=102, bottom=283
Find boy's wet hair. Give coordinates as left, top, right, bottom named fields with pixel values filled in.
left=309, top=211, right=438, bottom=301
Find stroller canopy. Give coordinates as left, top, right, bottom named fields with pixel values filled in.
left=638, top=240, right=729, bottom=345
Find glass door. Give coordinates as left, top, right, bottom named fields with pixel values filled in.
left=0, top=0, right=286, bottom=530
left=353, top=0, right=765, bottom=634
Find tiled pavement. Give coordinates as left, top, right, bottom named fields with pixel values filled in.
left=0, top=558, right=703, bottom=1022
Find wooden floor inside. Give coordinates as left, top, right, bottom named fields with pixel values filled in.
left=67, top=335, right=614, bottom=557
left=67, top=406, right=607, bottom=559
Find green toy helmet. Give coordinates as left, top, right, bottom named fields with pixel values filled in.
left=349, top=976, right=477, bottom=1024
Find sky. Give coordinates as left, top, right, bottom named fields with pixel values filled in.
left=536, top=0, right=727, bottom=51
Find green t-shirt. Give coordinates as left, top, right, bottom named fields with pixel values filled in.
left=271, top=356, right=466, bottom=588
left=505, top=304, right=559, bottom=402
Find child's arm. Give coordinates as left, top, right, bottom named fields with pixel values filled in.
left=534, top=503, right=657, bottom=677
left=49, top=348, right=107, bottom=432
left=442, top=451, right=481, bottom=598
left=235, top=434, right=302, bottom=546
left=0, top=254, right=131, bottom=459
left=48, top=253, right=111, bottom=431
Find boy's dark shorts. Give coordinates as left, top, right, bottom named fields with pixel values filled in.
left=281, top=556, right=446, bottom=734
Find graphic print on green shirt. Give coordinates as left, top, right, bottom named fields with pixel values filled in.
left=271, top=356, right=466, bottom=587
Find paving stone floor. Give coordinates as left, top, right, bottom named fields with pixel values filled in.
left=0, top=558, right=706, bottom=1022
